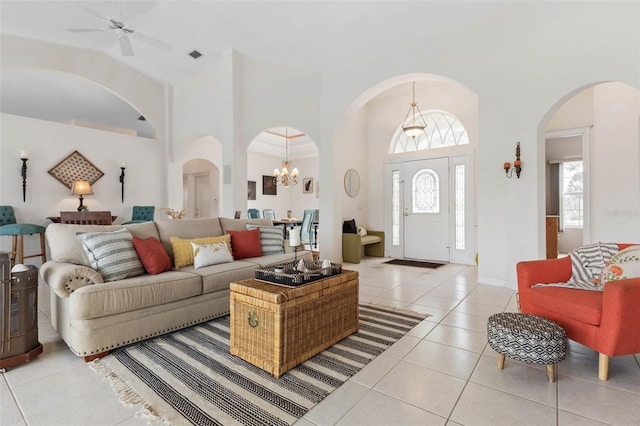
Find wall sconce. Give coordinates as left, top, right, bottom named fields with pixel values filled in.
left=503, top=142, right=522, bottom=178
left=20, top=150, right=28, bottom=202
left=71, top=180, right=93, bottom=211
left=119, top=161, right=126, bottom=203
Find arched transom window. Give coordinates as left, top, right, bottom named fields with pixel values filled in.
left=393, top=110, right=469, bottom=153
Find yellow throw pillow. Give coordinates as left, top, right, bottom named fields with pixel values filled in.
left=170, top=235, right=231, bottom=268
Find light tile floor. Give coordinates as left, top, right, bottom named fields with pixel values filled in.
left=2, top=258, right=639, bottom=425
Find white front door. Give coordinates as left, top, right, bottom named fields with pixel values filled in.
left=403, top=158, right=450, bottom=262
left=194, top=173, right=211, bottom=218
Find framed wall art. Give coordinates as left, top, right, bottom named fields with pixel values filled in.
left=262, top=175, right=277, bottom=195
left=303, top=177, right=314, bottom=193
left=247, top=180, right=256, bottom=200
left=48, top=150, right=104, bottom=189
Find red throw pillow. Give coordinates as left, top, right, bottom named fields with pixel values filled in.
left=132, top=236, right=172, bottom=275
left=227, top=229, right=262, bottom=260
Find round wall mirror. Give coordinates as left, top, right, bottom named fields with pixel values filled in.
left=344, top=168, right=360, bottom=198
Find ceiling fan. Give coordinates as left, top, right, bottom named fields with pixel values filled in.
left=67, top=1, right=172, bottom=57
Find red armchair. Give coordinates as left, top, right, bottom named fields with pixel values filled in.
left=517, top=243, right=640, bottom=380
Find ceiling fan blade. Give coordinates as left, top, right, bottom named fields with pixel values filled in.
left=118, top=35, right=134, bottom=56
left=131, top=31, right=172, bottom=52
left=67, top=28, right=105, bottom=33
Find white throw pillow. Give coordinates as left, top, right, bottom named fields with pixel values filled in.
left=192, top=241, right=233, bottom=269
left=358, top=226, right=368, bottom=237
left=75, top=229, right=145, bottom=282
left=597, top=245, right=640, bottom=286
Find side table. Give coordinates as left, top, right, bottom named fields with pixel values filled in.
left=0, top=254, right=43, bottom=371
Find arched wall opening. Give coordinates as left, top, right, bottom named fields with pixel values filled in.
left=246, top=127, right=319, bottom=221
left=331, top=73, right=479, bottom=264
left=168, top=135, right=223, bottom=219
left=538, top=81, right=640, bottom=255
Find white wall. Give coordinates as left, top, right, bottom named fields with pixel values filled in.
left=0, top=114, right=166, bottom=264
left=246, top=151, right=319, bottom=220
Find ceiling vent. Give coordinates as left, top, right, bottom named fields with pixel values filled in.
left=189, top=50, right=202, bottom=59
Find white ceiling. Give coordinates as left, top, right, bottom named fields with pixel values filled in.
left=0, top=1, right=506, bottom=156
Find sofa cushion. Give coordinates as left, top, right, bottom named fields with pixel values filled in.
left=155, top=218, right=224, bottom=260
left=529, top=286, right=603, bottom=326
left=219, top=217, right=273, bottom=233
left=132, top=236, right=172, bottom=275
left=569, top=242, right=619, bottom=285
left=598, top=245, right=640, bottom=286
left=192, top=241, right=233, bottom=269
left=69, top=271, right=202, bottom=320
left=246, top=224, right=285, bottom=255
left=46, top=223, right=123, bottom=266
left=123, top=221, right=161, bottom=240
left=179, top=260, right=258, bottom=294
left=170, top=235, right=231, bottom=268
left=76, top=229, right=145, bottom=282
left=227, top=229, right=262, bottom=259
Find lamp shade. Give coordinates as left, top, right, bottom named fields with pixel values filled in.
left=71, top=180, right=93, bottom=196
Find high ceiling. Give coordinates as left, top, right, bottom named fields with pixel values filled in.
left=0, top=1, right=506, bottom=156
left=1, top=1, right=505, bottom=84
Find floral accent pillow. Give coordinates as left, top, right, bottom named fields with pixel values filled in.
left=191, top=241, right=233, bottom=269
left=597, top=245, right=640, bottom=286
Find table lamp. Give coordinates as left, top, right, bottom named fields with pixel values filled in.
left=71, top=180, right=93, bottom=211
left=289, top=227, right=301, bottom=261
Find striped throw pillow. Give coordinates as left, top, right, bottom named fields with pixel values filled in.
left=75, top=229, right=145, bottom=282
left=246, top=224, right=284, bottom=255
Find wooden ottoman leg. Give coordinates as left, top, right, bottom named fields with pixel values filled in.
left=546, top=364, right=556, bottom=382
left=497, top=353, right=505, bottom=369
left=598, top=353, right=609, bottom=381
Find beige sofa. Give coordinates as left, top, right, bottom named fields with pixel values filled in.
left=40, top=217, right=311, bottom=360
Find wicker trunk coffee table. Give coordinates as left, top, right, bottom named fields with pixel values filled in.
left=230, top=270, right=359, bottom=378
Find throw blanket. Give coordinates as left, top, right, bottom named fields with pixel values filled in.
left=534, top=242, right=619, bottom=291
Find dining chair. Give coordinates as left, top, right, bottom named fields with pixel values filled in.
left=122, top=206, right=155, bottom=224
left=234, top=210, right=241, bottom=219
left=263, top=209, right=276, bottom=220
left=247, top=209, right=260, bottom=219
left=0, top=206, right=47, bottom=267
left=300, top=209, right=315, bottom=248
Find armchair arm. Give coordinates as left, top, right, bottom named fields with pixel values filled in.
left=516, top=256, right=572, bottom=291
left=40, top=261, right=104, bottom=298
left=597, top=277, right=640, bottom=356
left=342, top=233, right=362, bottom=263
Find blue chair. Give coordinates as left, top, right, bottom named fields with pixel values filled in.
left=0, top=206, right=46, bottom=267
left=300, top=209, right=316, bottom=248
left=263, top=209, right=276, bottom=220
left=247, top=209, right=260, bottom=219
left=122, top=206, right=155, bottom=225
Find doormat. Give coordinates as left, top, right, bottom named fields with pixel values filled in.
left=384, top=259, right=445, bottom=269
left=91, top=304, right=429, bottom=425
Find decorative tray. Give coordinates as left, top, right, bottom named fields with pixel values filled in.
left=255, top=259, right=342, bottom=287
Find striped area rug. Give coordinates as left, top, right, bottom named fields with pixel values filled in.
left=91, top=304, right=429, bottom=425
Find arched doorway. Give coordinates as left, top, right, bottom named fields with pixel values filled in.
left=183, top=159, right=219, bottom=218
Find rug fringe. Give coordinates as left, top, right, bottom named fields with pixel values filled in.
left=90, top=358, right=168, bottom=425
left=361, top=302, right=431, bottom=319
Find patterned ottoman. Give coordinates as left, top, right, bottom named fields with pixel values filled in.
left=487, top=312, right=567, bottom=382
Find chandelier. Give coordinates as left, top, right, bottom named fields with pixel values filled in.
left=273, top=128, right=299, bottom=186
left=401, top=81, right=427, bottom=144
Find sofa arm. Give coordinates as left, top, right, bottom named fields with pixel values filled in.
left=598, top=277, right=640, bottom=356
left=40, top=261, right=104, bottom=298
left=342, top=233, right=362, bottom=263
left=365, top=231, right=385, bottom=257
